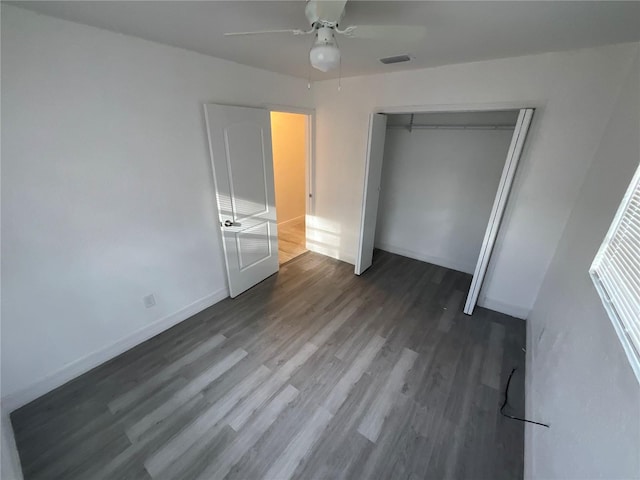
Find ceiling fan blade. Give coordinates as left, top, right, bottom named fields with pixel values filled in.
left=224, top=29, right=308, bottom=37
left=306, top=0, right=348, bottom=26
left=341, top=25, right=426, bottom=41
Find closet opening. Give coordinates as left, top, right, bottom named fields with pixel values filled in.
left=356, top=108, right=533, bottom=315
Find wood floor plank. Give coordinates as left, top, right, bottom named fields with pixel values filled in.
left=324, top=334, right=386, bottom=414
left=108, top=334, right=226, bottom=414
left=356, top=392, right=419, bottom=480
left=91, top=393, right=208, bottom=480
left=296, top=374, right=377, bottom=480
left=126, top=348, right=247, bottom=441
left=437, top=289, right=465, bottom=333
left=333, top=306, right=383, bottom=361
left=12, top=250, right=526, bottom=480
left=357, top=347, right=419, bottom=443
left=197, top=384, right=299, bottom=480
left=143, top=365, right=270, bottom=477
left=263, top=406, right=334, bottom=480
left=309, top=300, right=363, bottom=347
left=481, top=321, right=507, bottom=390
left=226, top=342, right=317, bottom=431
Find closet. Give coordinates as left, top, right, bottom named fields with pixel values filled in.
left=356, top=109, right=533, bottom=314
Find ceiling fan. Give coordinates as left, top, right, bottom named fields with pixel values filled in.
left=224, top=0, right=426, bottom=73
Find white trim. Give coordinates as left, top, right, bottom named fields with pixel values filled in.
left=1, top=405, right=24, bottom=480
left=277, top=215, right=305, bottom=227
left=306, top=113, right=316, bottom=216
left=476, top=295, right=531, bottom=320
left=263, top=104, right=315, bottom=116
left=464, top=108, right=534, bottom=315
left=1, top=288, right=229, bottom=412
left=307, top=242, right=356, bottom=266
left=524, top=316, right=535, bottom=480
left=374, top=243, right=476, bottom=275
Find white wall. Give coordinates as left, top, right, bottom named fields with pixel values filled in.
left=525, top=48, right=640, bottom=479
left=0, top=5, right=311, bottom=408
left=311, top=42, right=639, bottom=318
left=375, top=125, right=514, bottom=274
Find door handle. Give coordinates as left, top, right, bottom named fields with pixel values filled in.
left=221, top=219, right=240, bottom=227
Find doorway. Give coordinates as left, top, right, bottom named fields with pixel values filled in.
left=270, top=111, right=309, bottom=265
left=355, top=108, right=533, bottom=315
left=204, top=104, right=314, bottom=298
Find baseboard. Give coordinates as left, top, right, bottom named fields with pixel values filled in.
left=277, top=215, right=305, bottom=228
left=1, top=404, right=23, bottom=480
left=524, top=315, right=535, bottom=480
left=306, top=243, right=355, bottom=266
left=1, top=288, right=229, bottom=412
left=374, top=243, right=475, bottom=275
left=477, top=295, right=531, bottom=320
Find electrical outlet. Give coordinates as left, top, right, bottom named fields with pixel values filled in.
left=143, top=294, right=156, bottom=308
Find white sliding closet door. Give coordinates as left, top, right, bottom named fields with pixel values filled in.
left=355, top=113, right=388, bottom=275
left=464, top=108, right=534, bottom=314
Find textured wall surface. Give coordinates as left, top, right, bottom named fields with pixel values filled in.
left=526, top=46, right=640, bottom=479
left=376, top=126, right=513, bottom=274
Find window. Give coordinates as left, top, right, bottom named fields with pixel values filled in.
left=590, top=163, right=640, bottom=381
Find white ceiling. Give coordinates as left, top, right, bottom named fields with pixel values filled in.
left=12, top=1, right=640, bottom=80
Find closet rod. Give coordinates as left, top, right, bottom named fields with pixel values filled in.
left=388, top=124, right=515, bottom=131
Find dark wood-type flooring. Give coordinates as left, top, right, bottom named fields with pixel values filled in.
left=11, top=250, right=526, bottom=480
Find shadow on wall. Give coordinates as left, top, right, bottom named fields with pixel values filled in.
left=305, top=215, right=342, bottom=259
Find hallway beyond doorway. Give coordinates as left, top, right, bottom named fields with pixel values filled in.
left=270, top=111, right=308, bottom=266
left=278, top=217, right=307, bottom=265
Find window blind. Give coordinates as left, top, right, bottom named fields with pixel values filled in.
left=591, top=164, right=640, bottom=377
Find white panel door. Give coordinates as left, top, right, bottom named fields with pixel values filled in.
left=204, top=104, right=278, bottom=298
left=355, top=113, right=388, bottom=275
left=464, top=108, right=534, bottom=314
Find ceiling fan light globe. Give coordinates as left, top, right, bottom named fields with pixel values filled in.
left=309, top=44, right=340, bottom=72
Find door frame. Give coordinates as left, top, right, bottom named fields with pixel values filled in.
left=356, top=101, right=537, bottom=314
left=204, top=102, right=315, bottom=297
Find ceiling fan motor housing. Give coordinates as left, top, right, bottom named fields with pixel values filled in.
left=315, top=26, right=336, bottom=45
left=310, top=26, right=341, bottom=72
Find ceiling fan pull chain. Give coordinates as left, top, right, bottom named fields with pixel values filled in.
left=336, top=35, right=342, bottom=91
left=307, top=36, right=313, bottom=89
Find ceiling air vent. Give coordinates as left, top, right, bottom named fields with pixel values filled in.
left=379, top=55, right=411, bottom=65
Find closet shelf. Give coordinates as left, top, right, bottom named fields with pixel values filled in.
left=387, top=124, right=515, bottom=131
